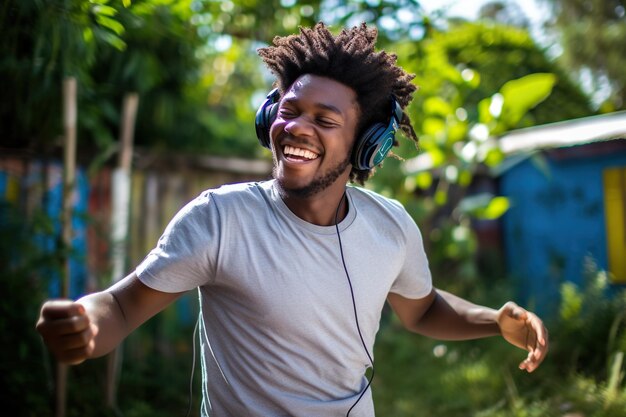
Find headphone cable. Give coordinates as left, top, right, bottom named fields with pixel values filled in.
left=334, top=192, right=375, bottom=417
left=185, top=312, right=201, bottom=417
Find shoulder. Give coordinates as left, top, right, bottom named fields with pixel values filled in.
left=167, top=181, right=271, bottom=226
left=347, top=185, right=420, bottom=236
left=210, top=180, right=269, bottom=196
left=188, top=180, right=271, bottom=208
left=348, top=186, right=408, bottom=218
left=207, top=180, right=272, bottom=209
left=185, top=180, right=275, bottom=223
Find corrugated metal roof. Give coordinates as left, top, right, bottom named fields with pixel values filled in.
left=498, top=111, right=626, bottom=155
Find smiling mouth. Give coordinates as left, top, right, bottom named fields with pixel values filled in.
left=283, top=145, right=319, bottom=161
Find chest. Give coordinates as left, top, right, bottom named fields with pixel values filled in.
left=210, top=216, right=404, bottom=336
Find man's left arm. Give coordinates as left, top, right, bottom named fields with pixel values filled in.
left=387, top=289, right=549, bottom=372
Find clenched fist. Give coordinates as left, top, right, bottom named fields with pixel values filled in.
left=36, top=300, right=99, bottom=365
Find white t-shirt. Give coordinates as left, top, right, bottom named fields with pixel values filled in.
left=136, top=180, right=432, bottom=416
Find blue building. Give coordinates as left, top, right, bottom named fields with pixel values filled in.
left=497, top=111, right=626, bottom=309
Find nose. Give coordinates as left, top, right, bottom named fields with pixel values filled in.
left=284, top=116, right=314, bottom=138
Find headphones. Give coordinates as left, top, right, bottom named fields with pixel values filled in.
left=255, top=88, right=403, bottom=170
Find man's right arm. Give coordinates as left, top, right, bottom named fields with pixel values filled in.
left=36, top=272, right=184, bottom=365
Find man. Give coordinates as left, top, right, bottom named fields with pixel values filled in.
left=37, top=23, right=548, bottom=417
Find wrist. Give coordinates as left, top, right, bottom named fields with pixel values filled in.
left=468, top=307, right=500, bottom=335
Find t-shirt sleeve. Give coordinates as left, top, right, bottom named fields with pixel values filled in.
left=388, top=212, right=433, bottom=299
left=135, top=191, right=220, bottom=293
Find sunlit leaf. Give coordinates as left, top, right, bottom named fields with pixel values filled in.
left=560, top=282, right=582, bottom=321
left=98, top=29, right=126, bottom=51
left=458, top=169, right=472, bottom=186
left=499, top=73, right=556, bottom=126
left=415, top=171, right=433, bottom=189
left=434, top=189, right=448, bottom=206
left=458, top=193, right=492, bottom=213
left=83, top=28, right=94, bottom=43
left=428, top=147, right=447, bottom=167
left=422, top=117, right=446, bottom=136
left=424, top=97, right=453, bottom=117
left=483, top=147, right=504, bottom=167
left=96, top=15, right=125, bottom=36
left=480, top=196, right=510, bottom=219
left=458, top=193, right=510, bottom=219
left=478, top=97, right=493, bottom=125
left=447, top=120, right=468, bottom=143
left=92, top=5, right=118, bottom=17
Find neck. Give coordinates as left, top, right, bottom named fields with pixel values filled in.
left=277, top=182, right=349, bottom=226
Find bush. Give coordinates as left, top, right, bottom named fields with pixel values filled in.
left=372, top=267, right=626, bottom=417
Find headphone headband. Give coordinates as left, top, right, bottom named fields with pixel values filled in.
left=254, top=90, right=402, bottom=170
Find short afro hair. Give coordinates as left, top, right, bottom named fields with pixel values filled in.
left=257, top=22, right=418, bottom=184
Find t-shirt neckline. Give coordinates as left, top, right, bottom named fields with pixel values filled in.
left=266, top=180, right=357, bottom=235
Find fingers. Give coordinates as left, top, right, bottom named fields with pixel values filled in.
left=519, top=336, right=548, bottom=372
left=36, top=300, right=97, bottom=365
left=498, top=301, right=549, bottom=373
left=54, top=327, right=99, bottom=365
left=40, top=300, right=86, bottom=320
left=528, top=312, right=548, bottom=346
left=519, top=313, right=549, bottom=373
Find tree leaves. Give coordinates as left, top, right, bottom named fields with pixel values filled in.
left=499, top=73, right=557, bottom=128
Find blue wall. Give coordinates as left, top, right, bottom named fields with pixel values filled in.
left=500, top=147, right=626, bottom=312
left=0, top=161, right=89, bottom=299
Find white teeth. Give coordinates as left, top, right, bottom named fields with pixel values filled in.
left=284, top=145, right=318, bottom=160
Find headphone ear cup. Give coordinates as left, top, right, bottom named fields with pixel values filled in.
left=351, top=98, right=402, bottom=170
left=255, top=89, right=280, bottom=149
left=351, top=123, right=386, bottom=170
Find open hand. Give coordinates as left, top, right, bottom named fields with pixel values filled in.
left=497, top=301, right=548, bottom=372
left=36, top=300, right=98, bottom=365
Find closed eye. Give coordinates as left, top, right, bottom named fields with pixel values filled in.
left=316, top=118, right=340, bottom=128
left=278, top=108, right=297, bottom=119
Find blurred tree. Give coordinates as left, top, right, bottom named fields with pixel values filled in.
left=320, top=0, right=426, bottom=43
left=1, top=0, right=432, bottom=162
left=477, top=1, right=531, bottom=28
left=411, top=22, right=594, bottom=126
left=541, top=0, right=626, bottom=110
left=366, top=21, right=593, bottom=283
left=0, top=0, right=127, bottom=152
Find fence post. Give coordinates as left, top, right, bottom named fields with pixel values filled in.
left=57, top=76, right=77, bottom=417
left=106, top=92, right=139, bottom=410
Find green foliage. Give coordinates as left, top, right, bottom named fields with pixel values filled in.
left=486, top=73, right=557, bottom=134
left=2, top=0, right=428, bottom=162
left=364, top=22, right=597, bottom=285
left=550, top=264, right=626, bottom=378
left=543, top=0, right=626, bottom=110
left=458, top=193, right=510, bottom=220
left=0, top=202, right=59, bottom=415
left=394, top=63, right=556, bottom=281
left=1, top=0, right=127, bottom=150
left=410, top=22, right=594, bottom=125
left=372, top=268, right=626, bottom=417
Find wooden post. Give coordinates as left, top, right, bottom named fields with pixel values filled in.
left=106, top=92, right=139, bottom=410
left=61, top=77, right=77, bottom=299
left=57, top=77, right=77, bottom=417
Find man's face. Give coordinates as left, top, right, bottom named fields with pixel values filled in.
left=269, top=74, right=359, bottom=199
